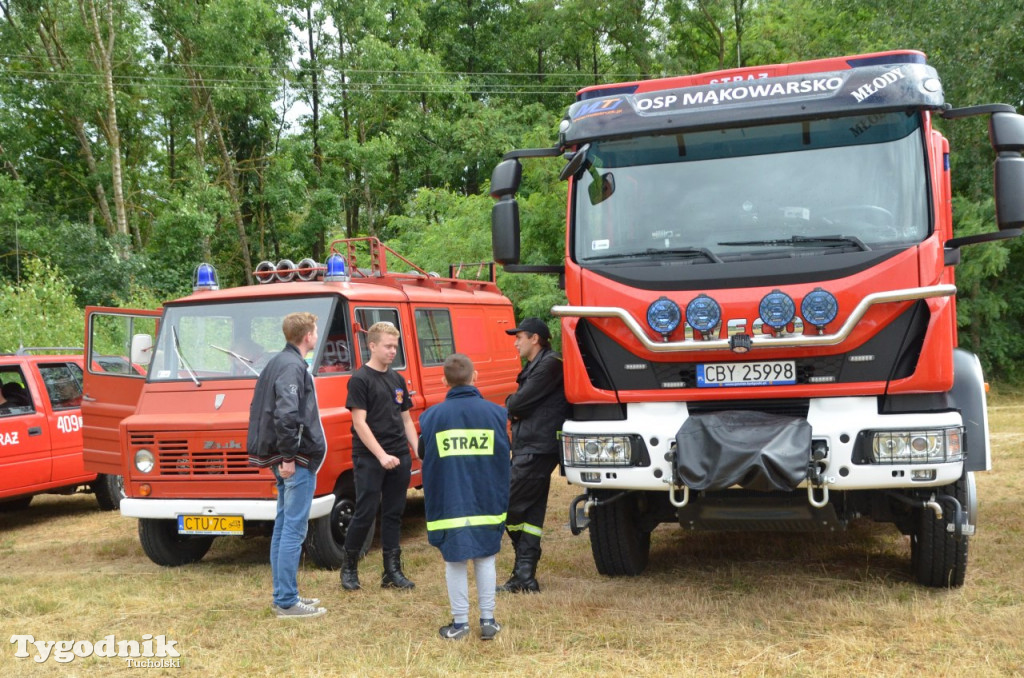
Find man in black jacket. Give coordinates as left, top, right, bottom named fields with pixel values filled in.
left=247, top=312, right=327, bottom=618
left=500, top=317, right=569, bottom=593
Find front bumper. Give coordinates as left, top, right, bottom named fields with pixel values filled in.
left=120, top=494, right=336, bottom=521
left=563, top=397, right=964, bottom=492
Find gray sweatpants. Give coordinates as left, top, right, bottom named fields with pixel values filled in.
left=444, top=556, right=497, bottom=624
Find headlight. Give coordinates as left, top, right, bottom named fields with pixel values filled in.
left=647, top=297, right=681, bottom=336
left=759, top=290, right=795, bottom=330
left=866, top=429, right=963, bottom=464
left=134, top=448, right=155, bottom=473
left=562, top=434, right=638, bottom=467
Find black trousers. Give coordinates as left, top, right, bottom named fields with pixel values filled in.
left=344, top=453, right=411, bottom=552
left=506, top=453, right=559, bottom=560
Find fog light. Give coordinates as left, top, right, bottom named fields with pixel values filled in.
left=139, top=483, right=152, bottom=497
left=759, top=290, right=795, bottom=331
left=911, top=469, right=937, bottom=481
left=580, top=472, right=601, bottom=483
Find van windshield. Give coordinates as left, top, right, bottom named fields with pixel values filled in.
left=148, top=297, right=336, bottom=382
left=573, top=111, right=929, bottom=265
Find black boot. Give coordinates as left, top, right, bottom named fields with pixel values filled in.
left=340, top=549, right=361, bottom=591
left=381, top=549, right=415, bottom=589
left=497, top=553, right=540, bottom=593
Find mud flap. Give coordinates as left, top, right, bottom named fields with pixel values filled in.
left=674, top=411, right=811, bottom=491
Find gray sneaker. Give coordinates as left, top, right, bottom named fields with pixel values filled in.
left=275, top=601, right=326, bottom=619
left=439, top=621, right=470, bottom=640
left=298, top=596, right=320, bottom=607
left=480, top=619, right=502, bottom=640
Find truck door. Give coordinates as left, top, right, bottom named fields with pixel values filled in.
left=36, top=360, right=92, bottom=483
left=0, top=364, right=51, bottom=494
left=82, top=307, right=160, bottom=476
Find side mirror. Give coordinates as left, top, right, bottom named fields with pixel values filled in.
left=489, top=159, right=522, bottom=199
left=558, top=143, right=591, bottom=181
left=992, top=112, right=1024, bottom=230
left=130, top=334, right=154, bottom=367
left=492, top=199, right=521, bottom=265
left=588, top=170, right=615, bottom=205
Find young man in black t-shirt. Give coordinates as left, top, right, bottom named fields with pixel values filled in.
left=341, top=321, right=419, bottom=591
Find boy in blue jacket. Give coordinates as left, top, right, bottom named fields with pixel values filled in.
left=418, top=353, right=511, bottom=640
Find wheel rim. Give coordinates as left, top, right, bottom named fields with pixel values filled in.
left=331, top=497, right=356, bottom=544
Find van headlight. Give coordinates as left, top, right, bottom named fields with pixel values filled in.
left=562, top=434, right=639, bottom=467
left=861, top=428, right=963, bottom=464
left=134, top=449, right=155, bottom=473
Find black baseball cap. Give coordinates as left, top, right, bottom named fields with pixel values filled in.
left=506, top=317, right=550, bottom=340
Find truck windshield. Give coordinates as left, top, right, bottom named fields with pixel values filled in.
left=573, top=111, right=929, bottom=264
left=148, top=297, right=335, bottom=382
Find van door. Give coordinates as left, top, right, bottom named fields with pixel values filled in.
left=0, top=364, right=51, bottom=495
left=82, top=307, right=161, bottom=475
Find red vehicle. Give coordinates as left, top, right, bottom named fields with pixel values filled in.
left=82, top=239, right=520, bottom=568
left=0, top=349, right=122, bottom=511
left=490, top=50, right=1024, bottom=587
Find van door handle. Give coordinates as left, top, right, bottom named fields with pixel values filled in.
left=28, top=427, right=42, bottom=436
left=82, top=394, right=96, bottom=402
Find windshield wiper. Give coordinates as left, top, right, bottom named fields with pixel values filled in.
left=171, top=325, right=201, bottom=386
left=210, top=344, right=259, bottom=376
left=588, top=247, right=723, bottom=263
left=717, top=235, right=870, bottom=251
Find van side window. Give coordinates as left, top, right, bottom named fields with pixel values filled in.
left=318, top=306, right=352, bottom=375
left=414, top=309, right=455, bottom=366
left=39, top=362, right=84, bottom=410
left=0, top=368, right=35, bottom=416
left=354, top=308, right=406, bottom=370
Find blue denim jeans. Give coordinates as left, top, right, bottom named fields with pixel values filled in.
left=270, top=464, right=315, bottom=608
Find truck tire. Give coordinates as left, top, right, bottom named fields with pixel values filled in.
left=0, top=496, right=33, bottom=512
left=589, top=491, right=651, bottom=576
left=304, top=477, right=375, bottom=570
left=93, top=474, right=125, bottom=511
left=910, top=471, right=973, bottom=588
left=138, top=518, right=214, bottom=567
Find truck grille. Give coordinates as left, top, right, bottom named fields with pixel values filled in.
left=130, top=433, right=259, bottom=476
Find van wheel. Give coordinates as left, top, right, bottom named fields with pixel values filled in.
left=93, top=474, right=125, bottom=511
left=910, top=471, right=973, bottom=588
left=589, top=491, right=650, bottom=576
left=0, top=496, right=33, bottom=512
left=138, top=518, right=214, bottom=567
left=304, top=476, right=375, bottom=570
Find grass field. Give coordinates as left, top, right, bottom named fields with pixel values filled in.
left=2, top=393, right=1024, bottom=677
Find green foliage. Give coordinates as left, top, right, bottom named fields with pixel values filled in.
left=0, top=258, right=85, bottom=352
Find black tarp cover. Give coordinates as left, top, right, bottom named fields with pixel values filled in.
left=674, top=410, right=811, bottom=492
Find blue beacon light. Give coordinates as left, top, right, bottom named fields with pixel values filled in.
left=193, top=263, right=219, bottom=291
left=324, top=253, right=349, bottom=282
left=759, top=290, right=795, bottom=331
left=801, top=288, right=839, bottom=330
left=647, top=297, right=681, bottom=339
left=686, top=294, right=721, bottom=337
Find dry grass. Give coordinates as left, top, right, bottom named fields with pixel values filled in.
left=4, top=394, right=1024, bottom=677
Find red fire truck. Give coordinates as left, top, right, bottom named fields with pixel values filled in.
left=489, top=50, right=1024, bottom=587
left=82, top=238, right=520, bottom=568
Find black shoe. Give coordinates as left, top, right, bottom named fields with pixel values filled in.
left=480, top=619, right=502, bottom=640
left=340, top=549, right=361, bottom=591
left=497, top=555, right=539, bottom=593
left=439, top=621, right=469, bottom=640
left=381, top=549, right=415, bottom=589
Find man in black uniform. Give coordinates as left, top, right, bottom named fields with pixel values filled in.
left=340, top=321, right=418, bottom=591
left=499, top=317, right=569, bottom=593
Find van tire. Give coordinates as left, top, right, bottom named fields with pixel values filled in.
left=0, top=496, right=33, bottom=512
left=304, top=476, right=375, bottom=570
left=589, top=491, right=650, bottom=576
left=138, top=518, right=214, bottom=567
left=910, top=471, right=972, bottom=588
left=93, top=474, right=125, bottom=511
